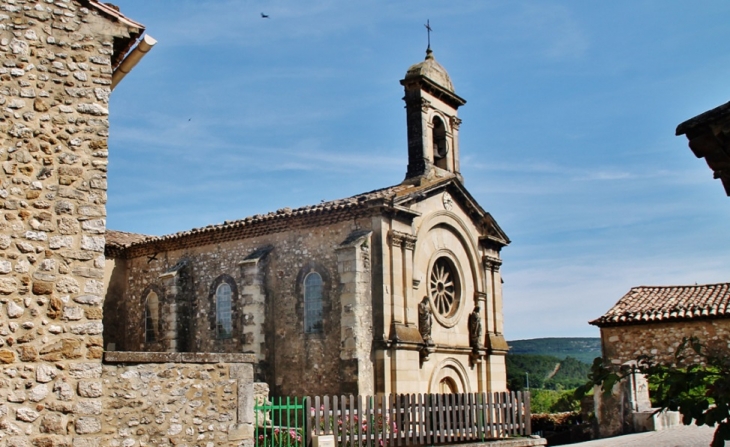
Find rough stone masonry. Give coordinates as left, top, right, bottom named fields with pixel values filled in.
left=0, top=1, right=131, bottom=445
left=0, top=2, right=257, bottom=446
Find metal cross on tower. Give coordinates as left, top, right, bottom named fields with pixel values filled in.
left=424, top=20, right=432, bottom=50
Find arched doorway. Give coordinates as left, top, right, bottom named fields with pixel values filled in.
left=429, top=358, right=471, bottom=394
left=439, top=377, right=458, bottom=394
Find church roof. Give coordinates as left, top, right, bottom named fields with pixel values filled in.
left=106, top=177, right=508, bottom=258
left=590, top=282, right=730, bottom=327
left=404, top=49, right=455, bottom=93
left=106, top=230, right=155, bottom=248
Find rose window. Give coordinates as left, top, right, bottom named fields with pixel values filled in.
left=429, top=257, right=460, bottom=317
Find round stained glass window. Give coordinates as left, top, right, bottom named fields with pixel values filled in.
left=429, top=257, right=460, bottom=318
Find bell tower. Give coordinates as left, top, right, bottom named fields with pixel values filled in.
left=401, top=48, right=466, bottom=183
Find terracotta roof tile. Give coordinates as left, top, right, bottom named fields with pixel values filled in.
left=105, top=230, right=154, bottom=249
left=105, top=182, right=417, bottom=258
left=590, top=283, right=730, bottom=327
left=105, top=176, right=508, bottom=259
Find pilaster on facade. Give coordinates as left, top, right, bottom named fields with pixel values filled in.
left=158, top=260, right=189, bottom=352
left=336, top=230, right=374, bottom=395
left=238, top=246, right=273, bottom=364
left=482, top=255, right=504, bottom=337
left=388, top=230, right=418, bottom=325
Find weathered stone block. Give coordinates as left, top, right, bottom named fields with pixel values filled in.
left=74, top=416, right=101, bottom=434
left=36, top=363, right=58, bottom=383
left=0, top=349, right=16, bottom=363
left=77, top=380, right=102, bottom=398
left=7, top=300, right=24, bottom=318
left=16, top=406, right=40, bottom=422
left=28, top=384, right=49, bottom=402
left=33, top=280, right=54, bottom=295
left=18, top=345, right=39, bottom=361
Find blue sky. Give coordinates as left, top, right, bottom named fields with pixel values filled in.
left=109, top=1, right=730, bottom=340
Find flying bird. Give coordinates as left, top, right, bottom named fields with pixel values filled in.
left=261, top=12, right=269, bottom=18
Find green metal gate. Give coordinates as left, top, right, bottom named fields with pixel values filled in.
left=254, top=396, right=306, bottom=447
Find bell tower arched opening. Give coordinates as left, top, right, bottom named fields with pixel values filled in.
left=432, top=116, right=449, bottom=170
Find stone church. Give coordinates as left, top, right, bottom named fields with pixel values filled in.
left=103, top=48, right=511, bottom=398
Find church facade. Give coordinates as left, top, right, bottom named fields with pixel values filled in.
left=103, top=49, right=511, bottom=398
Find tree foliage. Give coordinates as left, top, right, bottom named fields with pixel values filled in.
left=530, top=389, right=582, bottom=414
left=576, top=338, right=730, bottom=447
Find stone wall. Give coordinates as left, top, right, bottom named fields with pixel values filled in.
left=0, top=1, right=138, bottom=446
left=105, top=220, right=377, bottom=398
left=601, top=318, right=730, bottom=366
left=102, top=352, right=255, bottom=447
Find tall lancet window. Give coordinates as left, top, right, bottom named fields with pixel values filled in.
left=145, top=291, right=159, bottom=343
left=432, top=116, right=449, bottom=170
left=304, top=272, right=324, bottom=334
left=216, top=283, right=233, bottom=339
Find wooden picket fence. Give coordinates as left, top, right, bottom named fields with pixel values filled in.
left=307, top=392, right=531, bottom=446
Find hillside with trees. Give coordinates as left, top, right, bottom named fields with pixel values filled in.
left=508, top=337, right=601, bottom=365
left=506, top=338, right=601, bottom=414
left=506, top=354, right=591, bottom=391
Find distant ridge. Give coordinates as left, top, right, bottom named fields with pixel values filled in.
left=507, top=337, right=601, bottom=365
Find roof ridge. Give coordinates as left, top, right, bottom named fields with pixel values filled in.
left=107, top=182, right=406, bottom=251
left=592, top=282, right=730, bottom=327
left=632, top=282, right=730, bottom=289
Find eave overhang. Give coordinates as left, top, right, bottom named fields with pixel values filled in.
left=676, top=100, right=730, bottom=196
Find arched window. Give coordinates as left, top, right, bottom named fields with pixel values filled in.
left=432, top=116, right=449, bottom=170
left=304, top=272, right=323, bottom=334
left=145, top=291, right=159, bottom=343
left=216, top=283, right=233, bottom=339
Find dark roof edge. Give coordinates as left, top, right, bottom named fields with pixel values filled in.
left=676, top=100, right=730, bottom=136
left=85, top=0, right=145, bottom=30
left=590, top=314, right=730, bottom=328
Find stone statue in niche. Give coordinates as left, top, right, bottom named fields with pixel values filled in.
left=468, top=305, right=483, bottom=352
left=418, top=296, right=433, bottom=345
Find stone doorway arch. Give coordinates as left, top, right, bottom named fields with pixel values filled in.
left=429, top=357, right=471, bottom=394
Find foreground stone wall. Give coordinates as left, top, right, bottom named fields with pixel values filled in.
left=601, top=318, right=730, bottom=366
left=102, top=352, right=255, bottom=447
left=0, top=1, right=138, bottom=445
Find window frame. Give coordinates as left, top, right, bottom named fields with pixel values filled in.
left=304, top=271, right=324, bottom=334
left=208, top=274, right=239, bottom=341
left=144, top=290, right=159, bottom=343
left=215, top=282, right=233, bottom=339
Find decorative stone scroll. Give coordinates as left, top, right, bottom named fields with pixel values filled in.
left=388, top=230, right=417, bottom=250
left=483, top=255, right=502, bottom=272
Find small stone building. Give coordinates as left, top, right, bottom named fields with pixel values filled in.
left=590, top=282, right=730, bottom=366
left=103, top=48, right=512, bottom=398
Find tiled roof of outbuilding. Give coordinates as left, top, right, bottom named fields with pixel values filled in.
left=590, top=283, right=730, bottom=327
left=105, top=177, right=510, bottom=259
left=105, top=230, right=154, bottom=250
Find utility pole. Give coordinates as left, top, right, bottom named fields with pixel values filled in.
left=526, top=372, right=530, bottom=390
